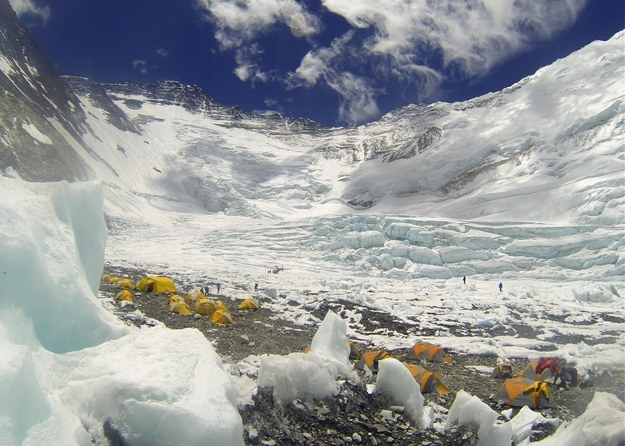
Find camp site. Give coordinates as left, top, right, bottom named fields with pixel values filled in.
left=98, top=267, right=624, bottom=445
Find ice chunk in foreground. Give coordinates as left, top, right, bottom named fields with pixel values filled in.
left=310, top=309, right=351, bottom=371
left=37, top=327, right=243, bottom=446
left=374, top=358, right=426, bottom=428
left=509, top=405, right=552, bottom=444
left=0, top=178, right=126, bottom=353
left=258, top=310, right=353, bottom=403
left=446, top=390, right=512, bottom=446
left=257, top=352, right=339, bottom=403
left=0, top=178, right=243, bottom=445
left=527, top=392, right=625, bottom=446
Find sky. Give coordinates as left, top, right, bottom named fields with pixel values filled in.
left=11, top=0, right=625, bottom=126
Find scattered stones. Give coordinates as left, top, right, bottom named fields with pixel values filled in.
left=100, top=265, right=622, bottom=446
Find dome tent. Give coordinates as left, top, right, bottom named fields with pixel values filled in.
left=404, top=363, right=449, bottom=395
left=407, top=341, right=453, bottom=364
left=136, top=276, right=176, bottom=293
left=355, top=350, right=392, bottom=372
left=492, top=377, right=556, bottom=409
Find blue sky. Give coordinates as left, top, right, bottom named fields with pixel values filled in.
left=12, top=0, right=624, bottom=126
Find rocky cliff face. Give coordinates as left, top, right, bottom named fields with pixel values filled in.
left=0, top=0, right=92, bottom=181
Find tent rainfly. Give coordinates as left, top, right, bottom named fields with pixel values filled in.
left=116, top=278, right=134, bottom=289
left=211, top=309, right=233, bottom=324
left=239, top=298, right=261, bottom=310
left=492, top=377, right=556, bottom=409
left=185, top=289, right=207, bottom=302
left=115, top=290, right=134, bottom=303
left=136, top=276, right=177, bottom=293
left=407, top=341, right=453, bottom=364
left=518, top=360, right=554, bottom=381
left=404, top=364, right=449, bottom=395
left=195, top=299, right=226, bottom=316
left=169, top=300, right=192, bottom=316
left=355, top=350, right=392, bottom=372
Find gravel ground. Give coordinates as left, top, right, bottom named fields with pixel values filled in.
left=99, top=265, right=624, bottom=446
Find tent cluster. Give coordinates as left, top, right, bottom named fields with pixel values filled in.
left=491, top=357, right=580, bottom=409
left=353, top=341, right=451, bottom=396
left=102, top=273, right=261, bottom=326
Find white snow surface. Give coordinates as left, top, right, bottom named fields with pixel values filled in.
left=1, top=32, right=624, bottom=445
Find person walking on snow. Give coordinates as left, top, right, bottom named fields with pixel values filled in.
left=498, top=282, right=503, bottom=292
left=463, top=276, right=466, bottom=285
left=216, top=283, right=221, bottom=294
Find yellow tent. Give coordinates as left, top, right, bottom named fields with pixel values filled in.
left=106, top=275, right=120, bottom=284
left=492, top=377, right=556, bottom=409
left=168, top=294, right=185, bottom=306
left=195, top=299, right=219, bottom=315
left=407, top=342, right=453, bottom=364
left=239, top=298, right=260, bottom=310
left=185, top=289, right=207, bottom=302
left=117, top=278, right=135, bottom=289
left=211, top=309, right=233, bottom=324
left=136, top=276, right=177, bottom=293
left=404, top=364, right=449, bottom=395
left=115, top=290, right=134, bottom=302
left=169, top=300, right=192, bottom=315
left=355, top=350, right=392, bottom=372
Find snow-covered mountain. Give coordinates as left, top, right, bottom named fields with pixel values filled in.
left=1, top=2, right=624, bottom=444
left=1, top=0, right=622, bottom=228
left=59, top=36, right=625, bottom=226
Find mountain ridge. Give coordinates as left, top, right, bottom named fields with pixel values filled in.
left=0, top=0, right=622, bottom=225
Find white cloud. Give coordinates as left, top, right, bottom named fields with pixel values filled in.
left=195, top=0, right=590, bottom=124
left=155, top=48, right=170, bottom=58
left=321, top=0, right=590, bottom=76
left=329, top=72, right=380, bottom=124
left=292, top=31, right=354, bottom=87
left=290, top=33, right=379, bottom=124
left=195, top=0, right=321, bottom=49
left=8, top=0, right=50, bottom=23
left=132, top=59, right=148, bottom=74
left=233, top=44, right=272, bottom=83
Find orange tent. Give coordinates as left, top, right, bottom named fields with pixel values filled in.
left=492, top=377, right=556, bottom=409
left=407, top=342, right=452, bottom=364
left=355, top=350, right=392, bottom=372
left=404, top=364, right=449, bottom=395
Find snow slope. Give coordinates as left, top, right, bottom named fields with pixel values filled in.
left=55, top=32, right=623, bottom=373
